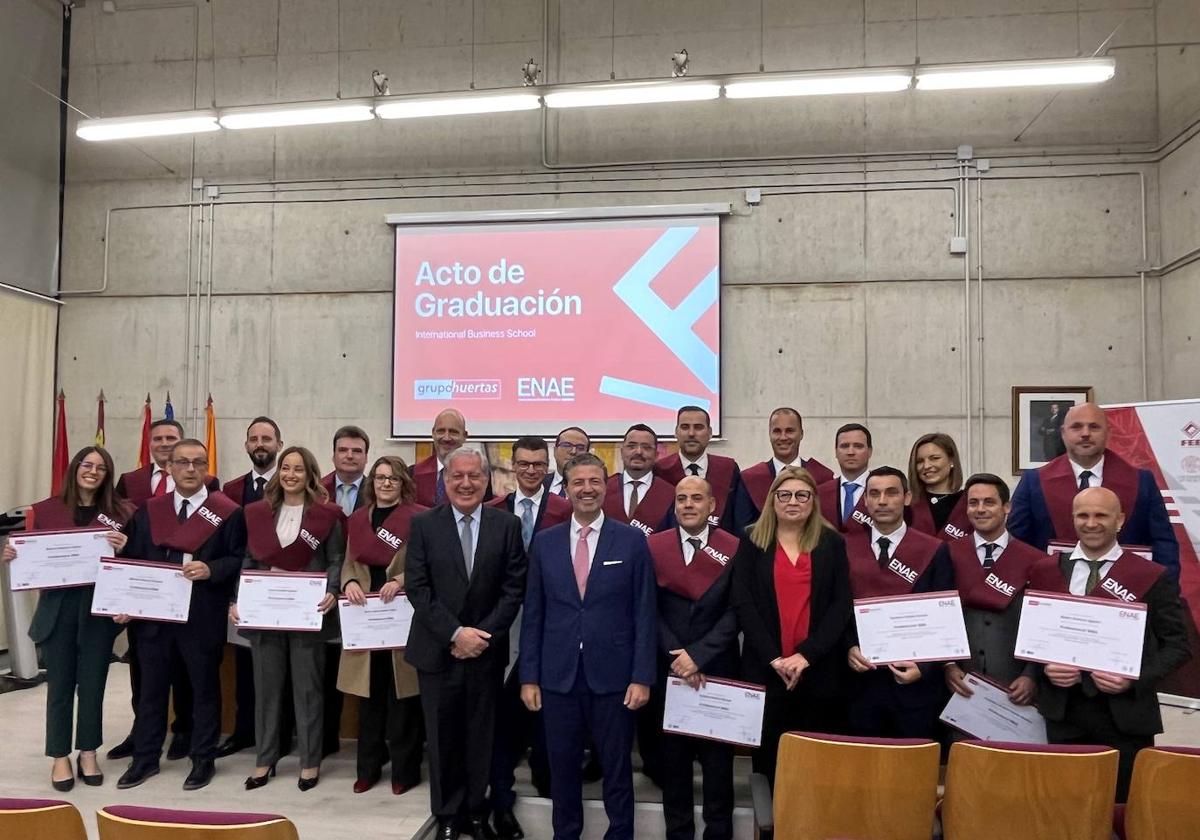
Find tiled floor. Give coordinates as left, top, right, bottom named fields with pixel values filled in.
left=2, top=664, right=1198, bottom=839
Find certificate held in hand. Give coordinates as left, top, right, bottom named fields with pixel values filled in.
left=8, top=528, right=110, bottom=591
left=854, top=590, right=970, bottom=665
left=1015, top=590, right=1147, bottom=679
left=662, top=677, right=766, bottom=747
left=236, top=571, right=327, bottom=632
left=91, top=559, right=192, bottom=623
left=339, top=594, right=415, bottom=650
left=939, top=672, right=1048, bottom=744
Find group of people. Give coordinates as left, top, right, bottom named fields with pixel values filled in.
left=2, top=400, right=1191, bottom=840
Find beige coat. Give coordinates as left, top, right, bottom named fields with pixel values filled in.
left=336, top=538, right=421, bottom=699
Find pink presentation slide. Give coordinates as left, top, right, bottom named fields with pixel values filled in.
left=391, top=216, right=721, bottom=438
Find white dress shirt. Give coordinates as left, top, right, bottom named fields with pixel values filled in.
left=250, top=465, right=277, bottom=488
left=276, top=503, right=303, bottom=547
left=622, top=471, right=650, bottom=516
left=1069, top=456, right=1105, bottom=489
left=771, top=457, right=802, bottom=474
left=153, top=465, right=175, bottom=496
left=548, top=471, right=566, bottom=496
left=973, top=530, right=1010, bottom=565
left=680, top=453, right=709, bottom=479
left=680, top=525, right=710, bottom=566
left=570, top=512, right=605, bottom=570
left=839, top=471, right=869, bottom=511
left=869, top=522, right=907, bottom=560
left=173, top=486, right=208, bottom=564
left=1068, top=541, right=1123, bottom=596
left=516, top=485, right=545, bottom=511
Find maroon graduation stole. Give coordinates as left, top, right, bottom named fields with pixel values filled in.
left=740, top=461, right=775, bottom=511
left=948, top=535, right=1042, bottom=611
left=222, top=473, right=249, bottom=506
left=908, top=494, right=970, bottom=542
left=346, top=503, right=426, bottom=567
left=410, top=455, right=440, bottom=507
left=1037, top=451, right=1140, bottom=542
left=245, top=500, right=343, bottom=571
left=845, top=526, right=941, bottom=598
left=602, top=474, right=674, bottom=535
left=30, top=497, right=131, bottom=532
left=819, top=480, right=875, bottom=533
left=649, top=527, right=739, bottom=602
left=653, top=454, right=738, bottom=524
left=147, top=491, right=240, bottom=553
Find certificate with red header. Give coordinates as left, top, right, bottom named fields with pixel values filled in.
left=91, top=558, right=192, bottom=623
left=662, top=676, right=766, bottom=747
left=1015, top=590, right=1147, bottom=679
left=7, top=528, right=109, bottom=591
left=236, top=571, right=326, bottom=632
left=854, top=590, right=970, bottom=665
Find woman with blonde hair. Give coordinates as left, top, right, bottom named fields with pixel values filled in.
left=338, top=455, right=428, bottom=795
left=729, top=466, right=851, bottom=784
left=906, top=432, right=970, bottom=540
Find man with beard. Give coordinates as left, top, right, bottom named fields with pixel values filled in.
left=603, top=424, right=674, bottom=538
left=654, top=406, right=743, bottom=532
left=217, top=417, right=283, bottom=758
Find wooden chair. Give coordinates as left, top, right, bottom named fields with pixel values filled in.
left=1120, top=745, right=1200, bottom=840
left=0, top=798, right=86, bottom=840
left=942, top=740, right=1118, bottom=840
left=765, top=731, right=941, bottom=840
left=97, top=805, right=299, bottom=840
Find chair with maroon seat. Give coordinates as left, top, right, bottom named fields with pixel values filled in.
left=941, top=740, right=1118, bottom=840
left=1119, top=745, right=1200, bottom=840
left=755, top=731, right=941, bottom=840
left=0, top=798, right=87, bottom=839
left=97, top=805, right=298, bottom=840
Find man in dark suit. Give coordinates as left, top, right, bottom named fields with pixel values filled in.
left=602, top=424, right=674, bottom=537
left=109, top=418, right=215, bottom=762
left=732, top=408, right=836, bottom=532
left=654, top=405, right=743, bottom=532
left=816, top=423, right=874, bottom=534
left=649, top=476, right=740, bottom=840
left=405, top=447, right=527, bottom=840
left=115, top=439, right=246, bottom=791
left=941, top=474, right=1045, bottom=718
left=321, top=425, right=370, bottom=516
left=1031, top=487, right=1191, bottom=801
left=217, top=416, right=283, bottom=759
left=1038, top=402, right=1067, bottom=461
left=520, top=452, right=657, bottom=840
left=1009, top=402, right=1179, bottom=580
left=544, top=427, right=591, bottom=498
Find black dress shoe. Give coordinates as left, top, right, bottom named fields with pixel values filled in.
left=77, top=753, right=104, bottom=786
left=106, top=735, right=135, bottom=761
left=166, top=733, right=192, bottom=761
left=52, top=758, right=75, bottom=792
left=493, top=810, right=525, bottom=840
left=458, top=817, right=496, bottom=840
left=116, top=761, right=160, bottom=790
left=436, top=819, right=458, bottom=840
left=216, top=737, right=253, bottom=759
left=297, top=774, right=320, bottom=792
left=183, top=758, right=215, bottom=791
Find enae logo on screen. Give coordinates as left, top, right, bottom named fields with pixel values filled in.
left=413, top=379, right=501, bottom=400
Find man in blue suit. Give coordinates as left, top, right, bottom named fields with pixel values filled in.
left=520, top=452, right=657, bottom=840
left=1009, top=402, right=1179, bottom=580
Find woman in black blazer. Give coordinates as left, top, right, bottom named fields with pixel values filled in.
left=2, top=446, right=132, bottom=790
left=730, top=466, right=852, bottom=784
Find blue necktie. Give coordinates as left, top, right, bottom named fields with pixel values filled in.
left=338, top=483, right=355, bottom=516
left=842, top=482, right=858, bottom=523
left=519, top=498, right=535, bottom=550
left=435, top=470, right=446, bottom=504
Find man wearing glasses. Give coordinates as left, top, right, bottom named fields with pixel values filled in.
left=116, top=439, right=247, bottom=791
left=487, top=436, right=572, bottom=838
left=545, top=427, right=591, bottom=498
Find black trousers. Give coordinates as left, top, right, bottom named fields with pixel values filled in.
left=490, top=667, right=550, bottom=812
left=131, top=624, right=222, bottom=762
left=231, top=644, right=256, bottom=743
left=1047, top=691, right=1153, bottom=803
left=846, top=669, right=940, bottom=741
left=418, top=660, right=500, bottom=819
left=635, top=684, right=665, bottom=783
left=323, top=643, right=344, bottom=754
left=357, top=650, right=424, bottom=785
left=128, top=628, right=193, bottom=737
left=661, top=731, right=734, bottom=840
left=756, top=685, right=846, bottom=785
left=41, top=589, right=119, bottom=757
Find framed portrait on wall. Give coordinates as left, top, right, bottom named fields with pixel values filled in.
left=1011, top=386, right=1095, bottom=474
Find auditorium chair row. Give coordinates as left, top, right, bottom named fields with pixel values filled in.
left=750, top=733, right=1200, bottom=840
left=0, top=801, right=298, bottom=840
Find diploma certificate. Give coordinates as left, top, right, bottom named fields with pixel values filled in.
left=91, top=559, right=192, bottom=623
left=854, top=590, right=970, bottom=665
left=236, top=571, right=327, bottom=632
left=7, top=529, right=109, bottom=591
left=939, top=672, right=1047, bottom=744
left=1015, top=590, right=1147, bottom=679
left=661, top=676, right=766, bottom=747
left=338, top=594, right=415, bottom=651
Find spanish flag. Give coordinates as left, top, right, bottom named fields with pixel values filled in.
left=95, top=390, right=106, bottom=447
left=136, top=394, right=152, bottom=468
left=205, top=394, right=218, bottom=478
left=51, top=390, right=69, bottom=496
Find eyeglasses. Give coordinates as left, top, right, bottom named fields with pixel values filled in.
left=78, top=463, right=108, bottom=474
left=555, top=442, right=588, bottom=453
left=774, top=489, right=813, bottom=503
left=373, top=474, right=401, bottom=485
left=171, top=458, right=208, bottom=470
left=514, top=460, right=549, bottom=472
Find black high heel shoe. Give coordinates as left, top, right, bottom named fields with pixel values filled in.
left=297, top=772, right=320, bottom=792
left=244, top=764, right=276, bottom=790
left=77, top=752, right=104, bottom=786
left=52, top=758, right=75, bottom=792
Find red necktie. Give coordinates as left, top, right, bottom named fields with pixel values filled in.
left=152, top=469, right=168, bottom=497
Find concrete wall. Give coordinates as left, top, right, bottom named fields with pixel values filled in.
left=53, top=0, right=1200, bottom=486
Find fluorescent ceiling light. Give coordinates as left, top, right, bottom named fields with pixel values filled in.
left=219, top=100, right=374, bottom=129
left=76, top=110, right=219, bottom=141
left=915, top=57, right=1116, bottom=90
left=375, top=90, right=541, bottom=119
left=725, top=69, right=912, bottom=98
left=544, top=80, right=720, bottom=109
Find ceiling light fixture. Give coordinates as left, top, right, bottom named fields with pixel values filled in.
left=218, top=99, right=375, bottom=130
left=724, top=67, right=912, bottom=98
left=544, top=79, right=720, bottom=109
left=375, top=90, right=541, bottom=119
left=915, top=57, right=1116, bottom=90
left=75, top=109, right=220, bottom=141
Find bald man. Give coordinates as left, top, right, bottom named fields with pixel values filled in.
left=412, top=409, right=493, bottom=507
left=1009, top=403, right=1178, bottom=580
left=1027, top=487, right=1190, bottom=801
